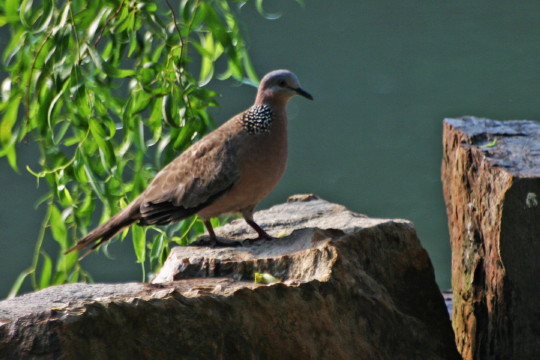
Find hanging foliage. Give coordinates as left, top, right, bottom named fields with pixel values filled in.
left=0, top=0, right=299, bottom=297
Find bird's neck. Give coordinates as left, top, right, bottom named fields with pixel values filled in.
left=254, top=92, right=289, bottom=111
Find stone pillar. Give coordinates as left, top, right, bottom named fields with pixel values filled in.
left=442, top=117, right=540, bottom=359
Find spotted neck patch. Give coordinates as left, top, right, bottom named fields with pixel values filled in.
left=240, top=105, right=273, bottom=135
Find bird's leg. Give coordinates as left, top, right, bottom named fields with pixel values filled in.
left=203, top=220, right=218, bottom=242
left=201, top=220, right=242, bottom=247
left=244, top=219, right=273, bottom=241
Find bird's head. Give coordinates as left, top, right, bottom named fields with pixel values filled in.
left=255, top=69, right=313, bottom=106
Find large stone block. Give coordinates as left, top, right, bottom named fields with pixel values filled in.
left=1, top=195, right=458, bottom=359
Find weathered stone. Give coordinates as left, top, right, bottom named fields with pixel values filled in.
left=442, top=117, right=540, bottom=360
left=0, top=195, right=458, bottom=360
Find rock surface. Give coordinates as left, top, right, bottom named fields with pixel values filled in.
left=442, top=117, right=540, bottom=360
left=0, top=194, right=458, bottom=360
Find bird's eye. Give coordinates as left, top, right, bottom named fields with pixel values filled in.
left=279, top=80, right=286, bottom=87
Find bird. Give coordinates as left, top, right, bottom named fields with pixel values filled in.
left=65, top=69, right=313, bottom=258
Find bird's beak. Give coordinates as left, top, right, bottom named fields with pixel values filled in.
left=295, top=87, right=314, bottom=100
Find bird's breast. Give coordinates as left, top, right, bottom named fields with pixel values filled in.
left=237, top=126, right=288, bottom=196
left=197, top=117, right=288, bottom=218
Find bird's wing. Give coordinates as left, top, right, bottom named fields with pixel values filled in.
left=138, top=133, right=240, bottom=225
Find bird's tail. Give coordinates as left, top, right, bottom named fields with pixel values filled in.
left=64, top=198, right=142, bottom=259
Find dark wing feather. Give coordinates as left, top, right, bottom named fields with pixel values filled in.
left=138, top=184, right=233, bottom=226
left=139, top=134, right=239, bottom=224
left=65, top=123, right=241, bottom=257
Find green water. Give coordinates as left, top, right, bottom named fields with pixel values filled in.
left=3, top=0, right=540, bottom=295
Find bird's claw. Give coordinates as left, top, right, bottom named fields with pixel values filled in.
left=192, top=235, right=244, bottom=248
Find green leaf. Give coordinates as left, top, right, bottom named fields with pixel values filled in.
left=227, top=58, right=243, bottom=80
left=481, top=138, right=498, bottom=148
left=89, top=117, right=116, bottom=169
left=57, top=251, right=79, bottom=283
left=130, top=91, right=153, bottom=115
left=18, top=0, right=31, bottom=28
left=52, top=121, right=71, bottom=145
left=132, top=225, right=146, bottom=264
left=140, top=2, right=158, bottom=13
left=31, top=0, right=54, bottom=33
left=4, top=143, right=18, bottom=171
left=196, top=32, right=224, bottom=86
left=7, top=269, right=33, bottom=299
left=150, top=232, right=165, bottom=263
left=202, top=4, right=231, bottom=48
left=39, top=252, right=53, bottom=289
left=161, top=94, right=176, bottom=127
left=5, top=0, right=20, bottom=24
left=254, top=272, right=281, bottom=284
left=103, top=62, right=137, bottom=78
left=86, top=44, right=104, bottom=72
left=0, top=94, right=20, bottom=144
left=173, top=122, right=195, bottom=150
left=52, top=269, right=67, bottom=285
left=47, top=82, right=69, bottom=133
left=50, top=205, right=68, bottom=247
left=87, top=7, right=111, bottom=40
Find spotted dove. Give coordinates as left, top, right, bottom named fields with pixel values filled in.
left=65, top=70, right=313, bottom=257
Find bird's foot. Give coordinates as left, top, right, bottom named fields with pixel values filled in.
left=256, top=233, right=274, bottom=241
left=240, top=233, right=275, bottom=246
left=192, top=234, right=244, bottom=248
